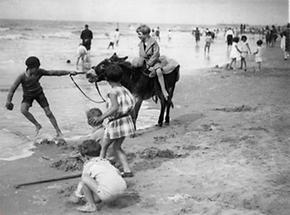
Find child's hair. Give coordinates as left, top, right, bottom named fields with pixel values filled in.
left=86, top=108, right=103, bottom=127
left=136, top=25, right=151, bottom=35
left=25, top=56, right=40, bottom=69
left=241, top=35, right=247, bottom=41
left=233, top=36, right=240, bottom=43
left=257, top=39, right=263, bottom=46
left=78, top=139, right=101, bottom=157
left=105, top=64, right=123, bottom=82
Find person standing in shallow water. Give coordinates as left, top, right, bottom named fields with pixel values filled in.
left=283, top=23, right=290, bottom=60
left=80, top=24, right=93, bottom=51
left=194, top=27, right=201, bottom=46
left=5, top=56, right=77, bottom=137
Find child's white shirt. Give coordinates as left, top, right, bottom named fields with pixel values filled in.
left=82, top=157, right=127, bottom=201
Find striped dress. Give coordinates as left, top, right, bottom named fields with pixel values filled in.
left=104, top=86, right=135, bottom=140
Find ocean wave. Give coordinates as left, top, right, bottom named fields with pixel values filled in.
left=22, top=27, right=34, bottom=31
left=0, top=27, right=10, bottom=32
left=42, top=32, right=75, bottom=39
left=0, top=34, right=28, bottom=40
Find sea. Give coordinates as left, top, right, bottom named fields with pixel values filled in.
left=0, top=19, right=261, bottom=161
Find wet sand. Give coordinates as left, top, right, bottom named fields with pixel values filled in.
left=1, top=44, right=290, bottom=215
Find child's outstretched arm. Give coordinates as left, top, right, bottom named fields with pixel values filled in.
left=5, top=74, right=22, bottom=110
left=76, top=56, right=81, bottom=69
left=42, top=69, right=78, bottom=76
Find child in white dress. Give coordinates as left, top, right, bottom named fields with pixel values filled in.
left=228, top=37, right=241, bottom=70
left=253, top=40, right=263, bottom=72
left=240, top=35, right=251, bottom=71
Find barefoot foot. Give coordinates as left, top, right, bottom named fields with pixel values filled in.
left=35, top=124, right=42, bottom=136
left=56, top=131, right=63, bottom=138
left=77, top=203, right=97, bottom=212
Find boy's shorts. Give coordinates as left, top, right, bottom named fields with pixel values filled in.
left=22, top=92, right=49, bottom=108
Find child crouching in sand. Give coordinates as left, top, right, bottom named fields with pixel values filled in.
left=71, top=140, right=127, bottom=213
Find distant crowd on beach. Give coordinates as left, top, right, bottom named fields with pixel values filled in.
left=189, top=23, right=290, bottom=72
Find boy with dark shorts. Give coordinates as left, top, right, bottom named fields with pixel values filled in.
left=5, top=56, right=77, bottom=137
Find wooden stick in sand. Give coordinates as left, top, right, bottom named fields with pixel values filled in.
left=15, top=173, right=82, bottom=189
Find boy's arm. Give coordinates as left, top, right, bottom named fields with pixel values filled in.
left=76, top=56, right=81, bottom=69
left=6, top=74, right=22, bottom=103
left=41, top=69, right=78, bottom=76
left=146, top=42, right=160, bottom=67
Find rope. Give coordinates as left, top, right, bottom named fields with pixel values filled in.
left=70, top=75, right=106, bottom=104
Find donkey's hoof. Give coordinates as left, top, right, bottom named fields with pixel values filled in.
left=164, top=121, right=170, bottom=125
left=156, top=122, right=163, bottom=127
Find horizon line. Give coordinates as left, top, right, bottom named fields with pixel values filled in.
left=0, top=17, right=285, bottom=27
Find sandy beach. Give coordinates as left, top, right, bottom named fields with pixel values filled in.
left=1, top=39, right=290, bottom=215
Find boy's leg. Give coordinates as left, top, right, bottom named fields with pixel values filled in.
left=156, top=68, right=169, bottom=100
left=112, top=137, right=132, bottom=173
left=43, top=106, right=62, bottom=137
left=21, top=102, right=42, bottom=135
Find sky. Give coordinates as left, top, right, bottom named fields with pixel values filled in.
left=0, top=0, right=289, bottom=25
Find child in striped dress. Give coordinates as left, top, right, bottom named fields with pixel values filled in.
left=89, top=64, right=135, bottom=177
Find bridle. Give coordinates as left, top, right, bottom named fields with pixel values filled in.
left=69, top=74, right=106, bottom=104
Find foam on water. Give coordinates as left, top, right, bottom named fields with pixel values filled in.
left=0, top=129, right=35, bottom=161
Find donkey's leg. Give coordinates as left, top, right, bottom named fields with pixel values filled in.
left=165, top=90, right=172, bottom=125
left=157, top=96, right=166, bottom=127
left=132, top=97, right=143, bottom=129
left=165, top=82, right=176, bottom=125
left=165, top=103, right=171, bottom=125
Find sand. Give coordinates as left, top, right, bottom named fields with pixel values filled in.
left=1, top=45, right=290, bottom=215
